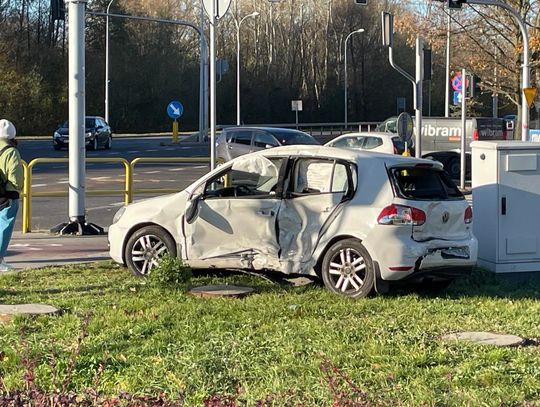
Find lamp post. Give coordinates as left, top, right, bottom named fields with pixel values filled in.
left=344, top=28, right=364, bottom=130
left=104, top=0, right=114, bottom=124
left=235, top=11, right=259, bottom=126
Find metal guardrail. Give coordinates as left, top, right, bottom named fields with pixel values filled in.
left=21, top=156, right=209, bottom=233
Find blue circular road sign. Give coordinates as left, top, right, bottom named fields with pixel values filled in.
left=167, top=100, right=184, bottom=119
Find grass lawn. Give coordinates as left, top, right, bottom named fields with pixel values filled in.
left=1, top=262, right=540, bottom=406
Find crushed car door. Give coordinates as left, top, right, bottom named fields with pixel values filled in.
left=184, top=156, right=285, bottom=270
left=277, top=158, right=353, bottom=272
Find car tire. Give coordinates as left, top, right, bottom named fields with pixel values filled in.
left=321, top=239, right=375, bottom=298
left=124, top=225, right=177, bottom=277
left=53, top=145, right=61, bottom=151
left=104, top=135, right=112, bottom=150
left=89, top=137, right=98, bottom=151
left=448, top=157, right=460, bottom=180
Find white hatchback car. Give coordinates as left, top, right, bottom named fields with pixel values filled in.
left=325, top=132, right=412, bottom=155
left=109, top=146, right=477, bottom=298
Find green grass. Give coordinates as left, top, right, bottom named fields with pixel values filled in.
left=1, top=263, right=540, bottom=406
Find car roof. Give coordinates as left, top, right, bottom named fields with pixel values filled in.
left=331, top=132, right=397, bottom=139
left=249, top=145, right=437, bottom=167
left=223, top=126, right=308, bottom=134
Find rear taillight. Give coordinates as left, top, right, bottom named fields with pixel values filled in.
left=377, top=204, right=426, bottom=226
left=473, top=129, right=479, bottom=140
left=464, top=206, right=473, bottom=224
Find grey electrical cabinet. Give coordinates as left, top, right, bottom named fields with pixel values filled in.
left=471, top=141, right=540, bottom=273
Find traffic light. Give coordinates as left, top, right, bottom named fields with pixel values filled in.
left=355, top=0, right=368, bottom=5
left=423, top=48, right=432, bottom=81
left=51, top=0, right=65, bottom=20
left=468, top=75, right=481, bottom=98
left=448, top=0, right=465, bottom=9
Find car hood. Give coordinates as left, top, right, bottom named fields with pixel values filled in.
left=56, top=127, right=94, bottom=135
left=120, top=191, right=189, bottom=229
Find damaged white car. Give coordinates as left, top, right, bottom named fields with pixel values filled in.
left=109, top=146, right=477, bottom=298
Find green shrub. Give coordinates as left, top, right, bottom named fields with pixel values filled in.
left=149, top=255, right=192, bottom=287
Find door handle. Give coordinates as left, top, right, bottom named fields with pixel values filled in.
left=257, top=210, right=274, bottom=217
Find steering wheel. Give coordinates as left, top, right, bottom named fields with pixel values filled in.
left=234, top=185, right=252, bottom=197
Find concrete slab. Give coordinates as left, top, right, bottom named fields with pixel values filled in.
left=443, top=331, right=524, bottom=347
left=0, top=303, right=60, bottom=316
left=190, top=285, right=255, bottom=298
left=6, top=232, right=110, bottom=270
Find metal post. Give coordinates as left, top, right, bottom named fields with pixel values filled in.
left=68, top=0, right=86, bottom=223
left=210, top=0, right=216, bottom=170
left=461, top=68, right=467, bottom=189
left=468, top=0, right=529, bottom=141
left=104, top=0, right=114, bottom=124
left=445, top=11, right=451, bottom=117
left=199, top=6, right=206, bottom=142
left=344, top=29, right=364, bottom=130
left=236, top=12, right=259, bottom=126
left=415, top=37, right=423, bottom=158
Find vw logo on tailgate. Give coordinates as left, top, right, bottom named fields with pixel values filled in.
left=442, top=211, right=450, bottom=223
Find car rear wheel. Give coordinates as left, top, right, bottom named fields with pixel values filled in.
left=125, top=225, right=177, bottom=277
left=53, top=145, right=61, bottom=151
left=448, top=157, right=460, bottom=179
left=321, top=239, right=375, bottom=298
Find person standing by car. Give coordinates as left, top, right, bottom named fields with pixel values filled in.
left=0, top=119, right=23, bottom=272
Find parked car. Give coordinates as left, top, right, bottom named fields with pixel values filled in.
left=215, top=126, right=319, bottom=162
left=109, top=145, right=477, bottom=298
left=325, top=132, right=414, bottom=155
left=53, top=116, right=112, bottom=150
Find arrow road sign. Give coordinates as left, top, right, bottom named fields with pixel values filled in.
left=167, top=100, right=184, bottom=120
left=202, top=0, right=232, bottom=21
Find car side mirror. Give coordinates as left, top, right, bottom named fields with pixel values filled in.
left=185, top=194, right=201, bottom=224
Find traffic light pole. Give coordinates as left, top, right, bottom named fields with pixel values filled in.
left=464, top=0, right=530, bottom=141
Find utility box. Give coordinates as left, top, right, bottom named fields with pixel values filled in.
left=471, top=141, right=540, bottom=273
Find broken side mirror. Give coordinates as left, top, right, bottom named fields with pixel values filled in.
left=185, top=194, right=201, bottom=224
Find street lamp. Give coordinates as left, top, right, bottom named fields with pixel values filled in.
left=344, top=28, right=364, bottom=129
left=235, top=11, right=259, bottom=126
left=104, top=0, right=115, bottom=124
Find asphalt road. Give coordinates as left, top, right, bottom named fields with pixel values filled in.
left=17, top=136, right=211, bottom=232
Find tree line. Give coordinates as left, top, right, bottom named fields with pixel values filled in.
left=0, top=0, right=535, bottom=135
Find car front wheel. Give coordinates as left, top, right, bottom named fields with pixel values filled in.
left=321, top=239, right=375, bottom=298
left=125, top=225, right=177, bottom=276
left=105, top=135, right=112, bottom=149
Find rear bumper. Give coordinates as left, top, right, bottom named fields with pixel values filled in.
left=364, top=229, right=478, bottom=282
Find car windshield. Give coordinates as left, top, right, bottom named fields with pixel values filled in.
left=390, top=166, right=463, bottom=200
left=61, top=118, right=96, bottom=128
left=269, top=130, right=319, bottom=146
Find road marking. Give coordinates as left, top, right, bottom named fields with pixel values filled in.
left=89, top=176, right=112, bottom=181
left=32, top=183, right=48, bottom=187
left=167, top=165, right=207, bottom=171
left=127, top=151, right=140, bottom=154
left=142, top=171, right=160, bottom=174
left=86, top=201, right=125, bottom=211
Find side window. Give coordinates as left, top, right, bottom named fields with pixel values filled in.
left=363, top=137, right=383, bottom=149
left=232, top=131, right=252, bottom=146
left=253, top=131, right=279, bottom=148
left=204, top=157, right=284, bottom=198
left=291, top=159, right=350, bottom=194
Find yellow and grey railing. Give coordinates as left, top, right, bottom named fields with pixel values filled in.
left=21, top=156, right=209, bottom=233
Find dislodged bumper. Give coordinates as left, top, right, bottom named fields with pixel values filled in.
left=364, top=228, right=478, bottom=281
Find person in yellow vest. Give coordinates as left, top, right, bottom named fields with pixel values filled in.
left=0, top=120, right=23, bottom=272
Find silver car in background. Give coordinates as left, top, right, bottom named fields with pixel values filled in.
left=216, top=126, right=319, bottom=162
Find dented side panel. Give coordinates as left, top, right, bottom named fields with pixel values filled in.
left=184, top=198, right=282, bottom=269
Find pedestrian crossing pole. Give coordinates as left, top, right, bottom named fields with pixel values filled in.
left=172, top=119, right=179, bottom=144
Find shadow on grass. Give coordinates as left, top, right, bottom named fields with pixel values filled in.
left=393, top=268, right=540, bottom=300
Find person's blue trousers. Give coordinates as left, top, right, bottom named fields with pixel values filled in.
left=0, top=199, right=18, bottom=258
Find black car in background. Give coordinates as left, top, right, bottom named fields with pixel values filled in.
left=53, top=116, right=112, bottom=150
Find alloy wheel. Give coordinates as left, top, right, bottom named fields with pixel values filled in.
left=327, top=247, right=367, bottom=293
left=130, top=234, right=169, bottom=275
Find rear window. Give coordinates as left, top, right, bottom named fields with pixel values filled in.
left=270, top=130, right=320, bottom=146
left=390, top=167, right=463, bottom=200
